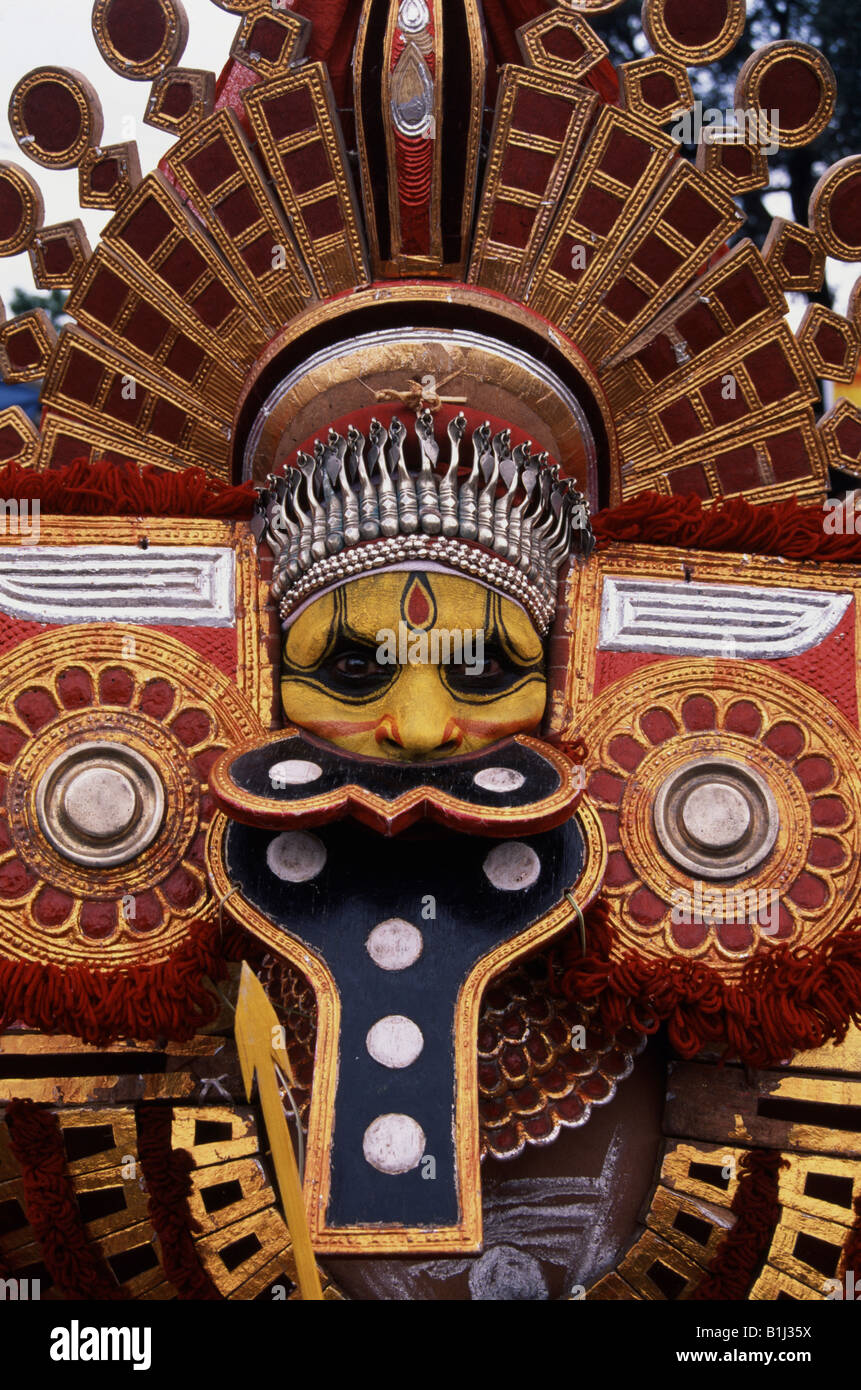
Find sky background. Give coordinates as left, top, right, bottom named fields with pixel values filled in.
left=0, top=0, right=236, bottom=305
left=0, top=0, right=854, bottom=325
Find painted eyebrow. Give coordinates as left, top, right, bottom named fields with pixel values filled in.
left=486, top=621, right=544, bottom=666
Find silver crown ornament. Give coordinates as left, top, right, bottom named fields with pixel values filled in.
left=255, top=412, right=594, bottom=634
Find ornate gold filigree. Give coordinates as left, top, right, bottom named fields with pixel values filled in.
left=577, top=659, right=861, bottom=973
left=0, top=624, right=263, bottom=966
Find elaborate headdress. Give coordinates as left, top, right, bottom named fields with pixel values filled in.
left=256, top=411, right=594, bottom=632
left=2, top=0, right=861, bottom=1303
left=1, top=0, right=853, bottom=521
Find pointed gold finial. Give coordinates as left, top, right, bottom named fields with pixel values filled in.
left=234, top=961, right=323, bottom=1301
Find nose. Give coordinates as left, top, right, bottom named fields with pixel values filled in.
left=374, top=666, right=463, bottom=759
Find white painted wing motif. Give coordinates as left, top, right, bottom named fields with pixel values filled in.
left=600, top=576, right=851, bottom=658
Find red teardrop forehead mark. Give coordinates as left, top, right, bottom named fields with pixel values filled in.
left=402, top=574, right=436, bottom=629
left=407, top=583, right=430, bottom=625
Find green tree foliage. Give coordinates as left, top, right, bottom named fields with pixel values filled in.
left=9, top=287, right=69, bottom=330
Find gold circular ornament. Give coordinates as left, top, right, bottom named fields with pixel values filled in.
left=8, top=67, right=104, bottom=170
left=735, top=42, right=836, bottom=151
left=34, top=737, right=167, bottom=868
left=809, top=156, right=861, bottom=262
left=0, top=161, right=44, bottom=256
left=652, top=755, right=780, bottom=878
left=642, top=0, right=746, bottom=66
left=620, top=728, right=813, bottom=958
left=0, top=625, right=263, bottom=966
left=578, top=660, right=861, bottom=976
left=91, top=0, right=190, bottom=82
left=10, top=709, right=197, bottom=894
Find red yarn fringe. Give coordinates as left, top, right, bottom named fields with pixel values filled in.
left=0, top=917, right=239, bottom=1047
left=593, top=490, right=861, bottom=562
left=559, top=903, right=861, bottom=1068
left=136, top=1105, right=222, bottom=1300
left=0, top=458, right=256, bottom=517
left=4, top=1098, right=128, bottom=1299
left=690, top=1149, right=786, bottom=1300
left=3, top=464, right=855, bottom=562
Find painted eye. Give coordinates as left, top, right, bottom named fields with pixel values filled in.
left=448, top=657, right=503, bottom=680
left=324, top=649, right=392, bottom=693
left=446, top=652, right=527, bottom=693
left=467, top=657, right=502, bottom=677
left=332, top=653, right=385, bottom=678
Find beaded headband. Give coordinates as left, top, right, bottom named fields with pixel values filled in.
left=256, top=411, right=594, bottom=635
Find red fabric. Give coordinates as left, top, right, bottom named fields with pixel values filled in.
left=480, top=0, right=553, bottom=68
left=771, top=603, right=857, bottom=726
left=394, top=127, right=434, bottom=253
left=0, top=458, right=256, bottom=517
left=0, top=917, right=244, bottom=1047
left=213, top=58, right=259, bottom=137
left=586, top=57, right=621, bottom=107
left=292, top=0, right=366, bottom=109
left=559, top=901, right=861, bottom=1067
left=4, top=1099, right=127, bottom=1300
left=136, top=1104, right=222, bottom=1300
left=593, top=491, right=861, bottom=562
left=690, top=1149, right=787, bottom=1300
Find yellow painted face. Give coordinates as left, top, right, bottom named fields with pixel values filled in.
left=281, top=571, right=546, bottom=760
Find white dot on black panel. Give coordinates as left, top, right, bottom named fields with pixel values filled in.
left=482, top=841, right=541, bottom=891
left=365, top=918, right=423, bottom=971
left=266, top=830, right=327, bottom=882
left=362, top=1113, right=426, bottom=1174
left=366, top=1015, right=424, bottom=1069
left=474, top=767, right=525, bottom=793
left=268, top=758, right=323, bottom=788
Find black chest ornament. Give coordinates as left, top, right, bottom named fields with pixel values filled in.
left=209, top=730, right=605, bottom=1253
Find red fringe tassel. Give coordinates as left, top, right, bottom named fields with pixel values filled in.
left=690, top=1149, right=786, bottom=1300
left=136, top=1105, right=222, bottom=1300
left=0, top=917, right=239, bottom=1047
left=0, top=458, right=256, bottom=517
left=5, top=1098, right=128, bottom=1299
left=593, top=490, right=861, bottom=562
left=559, top=903, right=861, bottom=1068
left=4, top=466, right=858, bottom=568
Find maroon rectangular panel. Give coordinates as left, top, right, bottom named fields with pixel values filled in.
left=244, top=64, right=368, bottom=296
left=167, top=108, right=315, bottom=326
left=469, top=66, right=597, bottom=297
